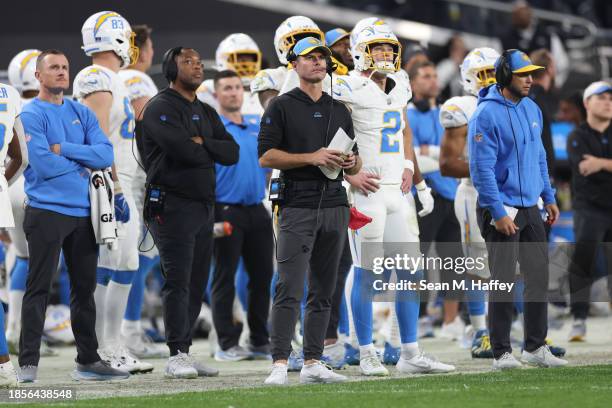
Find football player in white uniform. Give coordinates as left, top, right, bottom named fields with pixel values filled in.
left=117, top=24, right=166, bottom=359
left=439, top=47, right=499, bottom=358
left=0, top=82, right=28, bottom=386
left=73, top=11, right=152, bottom=374
left=5, top=49, right=64, bottom=357
left=335, top=18, right=454, bottom=376
left=251, top=16, right=324, bottom=110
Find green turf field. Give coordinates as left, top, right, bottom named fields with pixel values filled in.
left=25, top=364, right=612, bottom=408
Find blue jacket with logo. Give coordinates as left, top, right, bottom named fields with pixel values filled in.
left=468, top=84, right=555, bottom=221
left=21, top=98, right=114, bottom=217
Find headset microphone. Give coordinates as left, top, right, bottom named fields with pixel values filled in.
left=162, top=46, right=183, bottom=83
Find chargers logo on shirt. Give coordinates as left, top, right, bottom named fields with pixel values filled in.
left=313, top=112, right=323, bottom=118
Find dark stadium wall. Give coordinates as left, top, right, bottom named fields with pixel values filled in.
left=0, top=0, right=340, bottom=87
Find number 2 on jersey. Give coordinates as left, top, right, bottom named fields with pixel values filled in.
left=120, top=97, right=135, bottom=139
left=381, top=111, right=401, bottom=153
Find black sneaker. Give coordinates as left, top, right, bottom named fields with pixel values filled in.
left=72, top=360, right=130, bottom=381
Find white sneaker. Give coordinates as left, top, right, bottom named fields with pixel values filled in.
left=439, top=317, right=465, bottom=341
left=264, top=363, right=288, bottom=386
left=568, top=319, right=586, bottom=342
left=165, top=352, right=198, bottom=379
left=492, top=352, right=522, bottom=371
left=396, top=352, right=456, bottom=374
left=322, top=342, right=347, bottom=370
left=359, top=354, right=389, bottom=376
left=98, top=349, right=130, bottom=374
left=115, top=346, right=154, bottom=374
left=0, top=361, right=18, bottom=386
left=121, top=330, right=168, bottom=359
left=521, top=346, right=568, bottom=368
left=300, top=360, right=347, bottom=384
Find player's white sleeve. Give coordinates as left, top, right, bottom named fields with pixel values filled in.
left=196, top=79, right=219, bottom=110
left=439, top=98, right=470, bottom=129
left=123, top=75, right=154, bottom=101
left=250, top=68, right=285, bottom=94
left=73, top=67, right=113, bottom=98
left=8, top=116, right=28, bottom=185
left=330, top=75, right=358, bottom=104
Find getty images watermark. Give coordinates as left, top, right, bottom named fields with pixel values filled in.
left=370, top=253, right=514, bottom=293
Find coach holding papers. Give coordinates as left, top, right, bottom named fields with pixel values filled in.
left=258, top=37, right=361, bottom=386
left=468, top=49, right=566, bottom=370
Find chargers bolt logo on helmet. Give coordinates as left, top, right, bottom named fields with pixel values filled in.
left=8, top=49, right=42, bottom=93
left=350, top=17, right=401, bottom=74
left=274, top=16, right=324, bottom=65
left=460, top=47, right=500, bottom=96
left=81, top=11, right=139, bottom=68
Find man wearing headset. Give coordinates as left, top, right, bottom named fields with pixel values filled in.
left=468, top=49, right=566, bottom=370
left=258, top=37, right=361, bottom=385
left=140, top=47, right=239, bottom=379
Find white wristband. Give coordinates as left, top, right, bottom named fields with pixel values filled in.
left=415, top=180, right=428, bottom=191
left=404, top=159, right=414, bottom=173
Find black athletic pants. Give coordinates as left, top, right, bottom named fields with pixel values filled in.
left=211, top=203, right=273, bottom=351
left=19, top=207, right=100, bottom=367
left=149, top=194, right=214, bottom=356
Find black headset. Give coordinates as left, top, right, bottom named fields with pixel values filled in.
left=162, top=46, right=183, bottom=83
left=495, top=48, right=518, bottom=89
left=286, top=48, right=337, bottom=76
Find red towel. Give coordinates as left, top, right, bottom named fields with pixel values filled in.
left=349, top=207, right=372, bottom=230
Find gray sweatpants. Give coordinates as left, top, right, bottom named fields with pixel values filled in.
left=270, top=206, right=350, bottom=362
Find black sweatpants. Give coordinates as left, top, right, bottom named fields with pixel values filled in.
left=149, top=194, right=214, bottom=356
left=271, top=206, right=350, bottom=362
left=569, top=208, right=612, bottom=320
left=20, top=207, right=100, bottom=367
left=477, top=205, right=549, bottom=358
left=326, top=238, right=352, bottom=340
left=211, top=203, right=273, bottom=351
left=417, top=193, right=464, bottom=306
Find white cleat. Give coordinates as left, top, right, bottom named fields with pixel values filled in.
left=397, top=352, right=456, bottom=374
left=359, top=354, right=389, bottom=376
left=300, top=360, right=347, bottom=384
left=121, top=331, right=168, bottom=359
left=98, top=349, right=131, bottom=374
left=521, top=346, right=568, bottom=368
left=115, top=346, right=154, bottom=374
left=165, top=352, right=198, bottom=379
left=492, top=352, right=523, bottom=371
left=0, top=361, right=18, bottom=387
left=439, top=317, right=465, bottom=341
left=264, top=363, right=288, bottom=386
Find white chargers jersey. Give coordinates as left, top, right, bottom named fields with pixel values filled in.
left=118, top=69, right=158, bottom=102
left=279, top=68, right=332, bottom=95
left=0, top=83, right=21, bottom=165
left=73, top=64, right=137, bottom=177
left=439, top=95, right=477, bottom=185
left=0, top=83, right=21, bottom=228
left=332, top=70, right=412, bottom=184
left=250, top=66, right=287, bottom=94
left=196, top=79, right=219, bottom=111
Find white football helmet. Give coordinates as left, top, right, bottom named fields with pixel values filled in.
left=216, top=33, right=262, bottom=86
left=81, top=11, right=138, bottom=68
left=460, top=47, right=500, bottom=96
left=8, top=49, right=41, bottom=93
left=274, top=16, right=324, bottom=65
left=350, top=18, right=401, bottom=74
